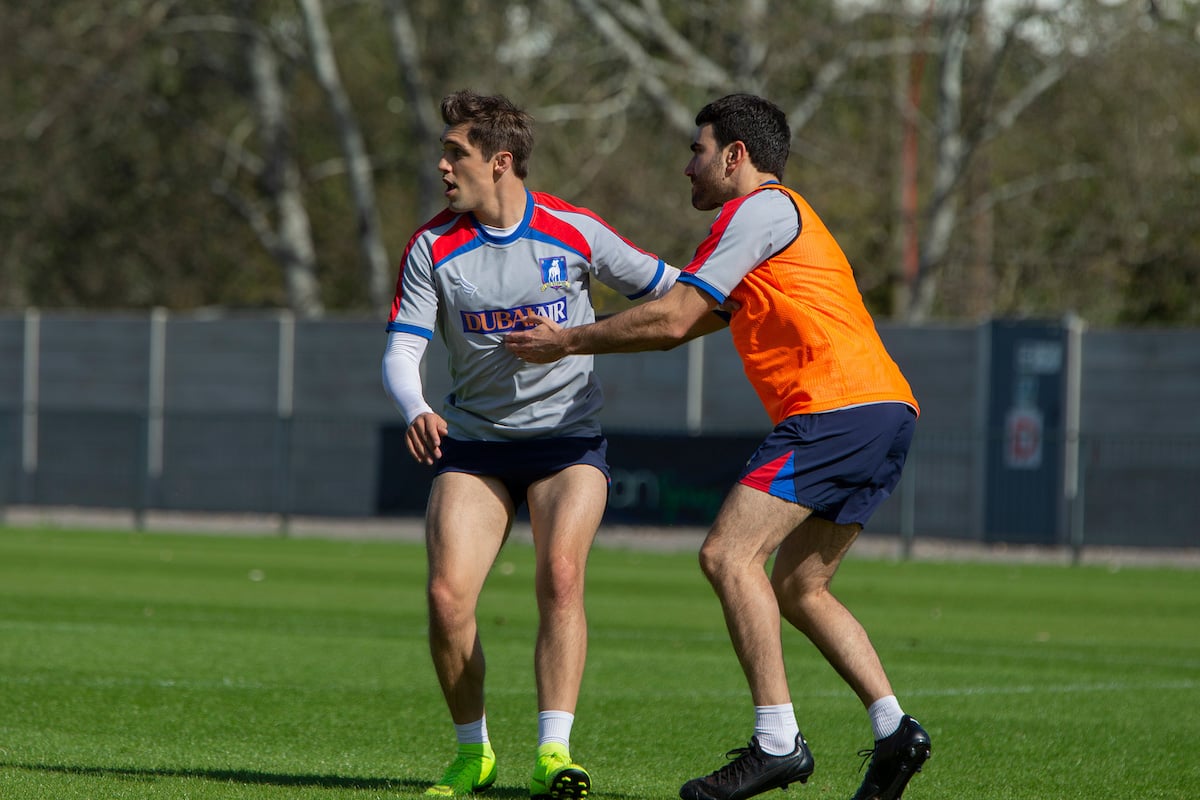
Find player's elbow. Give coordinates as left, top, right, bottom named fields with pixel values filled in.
left=661, top=315, right=697, bottom=345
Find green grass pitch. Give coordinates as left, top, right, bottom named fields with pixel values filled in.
left=1, top=525, right=1197, bottom=799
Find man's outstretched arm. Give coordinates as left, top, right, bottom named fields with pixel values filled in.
left=505, top=283, right=724, bottom=363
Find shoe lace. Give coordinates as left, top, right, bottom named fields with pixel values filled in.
left=542, top=751, right=570, bottom=771
left=705, top=743, right=764, bottom=785
left=855, top=747, right=876, bottom=773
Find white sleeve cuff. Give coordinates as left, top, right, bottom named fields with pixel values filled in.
left=651, top=264, right=681, bottom=299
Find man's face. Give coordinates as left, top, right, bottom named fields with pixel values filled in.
left=685, top=124, right=731, bottom=211
left=439, top=123, right=496, bottom=214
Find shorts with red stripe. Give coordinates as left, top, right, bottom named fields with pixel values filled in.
left=738, top=403, right=916, bottom=526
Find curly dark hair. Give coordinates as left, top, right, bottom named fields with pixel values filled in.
left=695, top=93, right=790, bottom=178
left=440, top=89, right=535, bottom=179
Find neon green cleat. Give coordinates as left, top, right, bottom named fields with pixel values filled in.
left=425, top=742, right=498, bottom=797
left=530, top=742, right=591, bottom=800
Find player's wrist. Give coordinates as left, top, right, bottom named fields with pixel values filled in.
left=406, top=404, right=435, bottom=426
left=560, top=327, right=580, bottom=357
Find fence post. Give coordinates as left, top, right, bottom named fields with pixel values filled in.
left=276, top=311, right=296, bottom=535
left=686, top=337, right=704, bottom=435
left=1069, top=438, right=1089, bottom=566
left=20, top=308, right=40, bottom=506
left=1063, top=313, right=1085, bottom=563
left=136, top=308, right=168, bottom=530
left=970, top=321, right=991, bottom=540
left=899, top=445, right=917, bottom=559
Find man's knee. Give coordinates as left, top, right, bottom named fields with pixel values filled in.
left=698, top=533, right=743, bottom=586
left=537, top=553, right=586, bottom=608
left=771, top=575, right=824, bottom=624
left=698, top=537, right=719, bottom=582
left=427, top=576, right=475, bottom=629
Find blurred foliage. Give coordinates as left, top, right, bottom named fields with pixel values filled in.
left=1, top=0, right=1198, bottom=324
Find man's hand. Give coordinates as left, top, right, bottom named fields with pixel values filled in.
left=504, top=314, right=568, bottom=363
left=406, top=411, right=448, bottom=465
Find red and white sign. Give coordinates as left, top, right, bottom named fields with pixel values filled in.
left=1005, top=407, right=1043, bottom=469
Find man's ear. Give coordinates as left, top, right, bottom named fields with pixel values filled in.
left=493, top=151, right=514, bottom=177
left=725, top=141, right=747, bottom=174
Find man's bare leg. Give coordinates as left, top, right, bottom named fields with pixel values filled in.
left=699, top=484, right=813, bottom=706
left=771, top=515, right=894, bottom=707
left=525, top=463, right=608, bottom=715
left=773, top=516, right=931, bottom=800
left=524, top=463, right=607, bottom=799
left=425, top=471, right=513, bottom=723
left=680, top=485, right=816, bottom=800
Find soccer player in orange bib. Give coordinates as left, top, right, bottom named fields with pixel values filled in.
left=505, top=93, right=931, bottom=800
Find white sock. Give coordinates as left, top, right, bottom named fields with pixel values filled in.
left=538, top=710, right=574, bottom=749
left=868, top=695, right=904, bottom=741
left=454, top=716, right=489, bottom=745
left=754, top=703, right=801, bottom=756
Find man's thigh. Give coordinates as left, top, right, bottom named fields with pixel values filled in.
left=772, top=515, right=862, bottom=591
left=526, top=464, right=609, bottom=558
left=705, top=482, right=815, bottom=563
left=426, top=471, right=514, bottom=588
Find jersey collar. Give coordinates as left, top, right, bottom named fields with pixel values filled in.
left=471, top=189, right=535, bottom=245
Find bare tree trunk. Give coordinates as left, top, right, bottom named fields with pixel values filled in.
left=209, top=3, right=323, bottom=316
left=890, top=6, right=928, bottom=319
left=246, top=18, right=323, bottom=318
left=296, top=0, right=391, bottom=310
left=383, top=0, right=441, bottom=222
left=909, top=0, right=973, bottom=322
left=963, top=8, right=994, bottom=318
left=907, top=0, right=1077, bottom=321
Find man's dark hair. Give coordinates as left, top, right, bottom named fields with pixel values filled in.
left=441, top=89, right=535, bottom=179
left=695, top=94, right=790, bottom=178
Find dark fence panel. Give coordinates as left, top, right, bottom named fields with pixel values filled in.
left=157, top=412, right=280, bottom=513
left=31, top=410, right=144, bottom=508
left=0, top=410, right=19, bottom=512
left=286, top=416, right=382, bottom=517
left=1, top=312, right=1198, bottom=551
left=1079, top=435, right=1200, bottom=547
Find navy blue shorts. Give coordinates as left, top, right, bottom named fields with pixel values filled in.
left=738, top=403, right=916, bottom=526
left=436, top=436, right=610, bottom=508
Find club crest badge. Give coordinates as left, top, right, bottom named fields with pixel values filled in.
left=538, top=255, right=570, bottom=291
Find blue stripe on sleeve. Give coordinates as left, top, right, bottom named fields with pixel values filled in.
left=626, top=259, right=667, bottom=300
left=385, top=321, right=434, bottom=339
left=677, top=272, right=726, bottom=304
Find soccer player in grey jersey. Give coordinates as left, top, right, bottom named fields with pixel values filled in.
left=382, top=90, right=705, bottom=800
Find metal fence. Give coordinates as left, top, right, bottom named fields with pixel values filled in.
left=2, top=406, right=1197, bottom=554
left=1, top=311, right=1199, bottom=552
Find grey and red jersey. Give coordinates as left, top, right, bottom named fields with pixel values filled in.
left=387, top=189, right=672, bottom=441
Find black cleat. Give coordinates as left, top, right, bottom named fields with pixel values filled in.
left=849, top=715, right=931, bottom=800
left=679, top=733, right=814, bottom=800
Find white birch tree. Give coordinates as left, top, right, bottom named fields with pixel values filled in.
left=297, top=0, right=391, bottom=310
